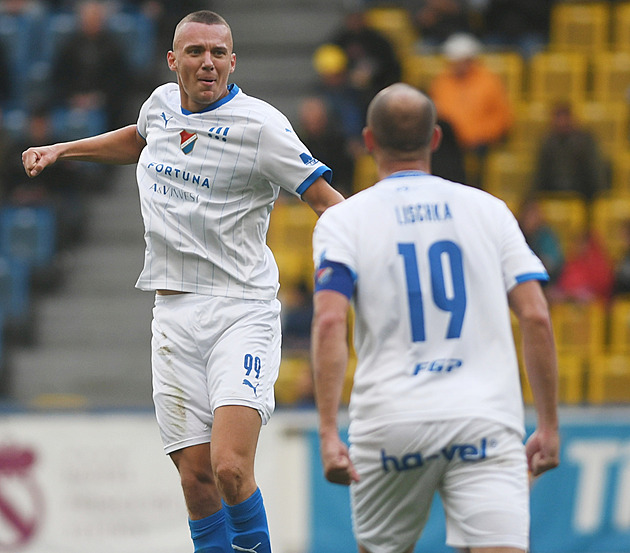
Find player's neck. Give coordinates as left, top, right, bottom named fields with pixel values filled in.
left=377, top=159, right=431, bottom=181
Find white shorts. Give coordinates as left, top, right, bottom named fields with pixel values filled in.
left=151, top=293, right=281, bottom=454
left=350, top=418, right=529, bottom=553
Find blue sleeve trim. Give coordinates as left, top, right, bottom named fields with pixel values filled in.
left=137, top=128, right=146, bottom=141
left=297, top=165, right=333, bottom=196
left=315, top=260, right=355, bottom=299
left=516, top=272, right=549, bottom=284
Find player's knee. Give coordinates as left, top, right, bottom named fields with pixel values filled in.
left=213, top=458, right=250, bottom=504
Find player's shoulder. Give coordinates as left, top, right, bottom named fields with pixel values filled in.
left=144, top=82, right=180, bottom=110
left=232, top=86, right=291, bottom=125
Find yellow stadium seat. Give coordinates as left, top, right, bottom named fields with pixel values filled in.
left=592, top=51, right=630, bottom=104
left=550, top=1, right=611, bottom=55
left=587, top=352, right=630, bottom=404
left=591, top=195, right=630, bottom=262
left=353, top=153, right=379, bottom=194
left=550, top=300, right=607, bottom=358
left=402, top=54, right=447, bottom=94
left=613, top=1, right=630, bottom=52
left=276, top=355, right=311, bottom=405
left=483, top=150, right=534, bottom=213
left=612, top=150, right=630, bottom=196
left=515, top=314, right=585, bottom=405
left=268, top=202, right=319, bottom=289
left=574, top=101, right=630, bottom=160
left=529, top=51, right=588, bottom=106
left=509, top=101, right=552, bottom=154
left=609, top=295, right=630, bottom=354
left=479, top=52, right=525, bottom=106
left=537, top=192, right=588, bottom=255
left=364, top=6, right=418, bottom=59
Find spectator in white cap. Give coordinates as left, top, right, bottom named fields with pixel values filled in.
left=430, top=32, right=513, bottom=187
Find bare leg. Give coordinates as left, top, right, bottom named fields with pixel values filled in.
left=209, top=404, right=262, bottom=505
left=170, top=442, right=222, bottom=520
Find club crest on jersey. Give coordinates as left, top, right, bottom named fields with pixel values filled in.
left=180, top=130, right=198, bottom=155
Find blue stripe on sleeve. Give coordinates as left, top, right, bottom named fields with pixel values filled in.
left=314, top=260, right=355, bottom=299
left=297, top=165, right=333, bottom=196
left=516, top=272, right=550, bottom=284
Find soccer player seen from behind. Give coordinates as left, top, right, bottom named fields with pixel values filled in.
left=311, top=83, right=559, bottom=553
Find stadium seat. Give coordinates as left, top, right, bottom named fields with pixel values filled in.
left=478, top=52, right=525, bottom=107
left=508, top=101, right=552, bottom=154
left=0, top=206, right=57, bottom=271
left=275, top=355, right=311, bottom=405
left=550, top=300, right=607, bottom=358
left=537, top=192, right=588, bottom=256
left=483, top=150, right=535, bottom=213
left=587, top=352, right=630, bottom=404
left=268, top=202, right=319, bottom=290
left=549, top=2, right=610, bottom=56
left=364, top=6, right=418, bottom=59
left=613, top=1, right=630, bottom=52
left=591, top=195, right=630, bottom=262
left=574, top=102, right=630, bottom=161
left=51, top=107, right=107, bottom=141
left=0, top=255, right=34, bottom=345
left=609, top=295, right=630, bottom=354
left=592, top=51, right=630, bottom=104
left=528, top=51, right=588, bottom=107
left=353, top=153, right=379, bottom=194
left=402, top=54, right=447, bottom=94
left=611, top=150, right=630, bottom=196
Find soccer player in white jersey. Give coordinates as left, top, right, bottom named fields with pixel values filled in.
left=22, top=10, right=344, bottom=553
left=311, top=83, right=559, bottom=553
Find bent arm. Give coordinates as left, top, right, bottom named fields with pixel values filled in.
left=302, top=177, right=345, bottom=217
left=509, top=279, right=560, bottom=476
left=23, top=125, right=146, bottom=178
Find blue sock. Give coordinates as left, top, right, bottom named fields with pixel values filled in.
left=222, top=487, right=272, bottom=553
left=188, top=508, right=230, bottom=553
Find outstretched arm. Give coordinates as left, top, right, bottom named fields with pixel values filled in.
left=22, top=125, right=146, bottom=178
left=311, top=289, right=359, bottom=485
left=509, top=280, right=560, bottom=477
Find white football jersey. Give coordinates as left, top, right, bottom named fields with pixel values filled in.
left=135, top=83, right=331, bottom=299
left=313, top=172, right=548, bottom=439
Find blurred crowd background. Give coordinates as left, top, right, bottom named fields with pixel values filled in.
left=1, top=0, right=630, bottom=409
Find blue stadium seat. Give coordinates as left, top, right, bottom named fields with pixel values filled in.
left=108, top=10, right=156, bottom=70
left=0, top=255, right=34, bottom=345
left=51, top=106, right=107, bottom=140
left=0, top=206, right=57, bottom=271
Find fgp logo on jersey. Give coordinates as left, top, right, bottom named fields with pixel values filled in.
left=179, top=130, right=198, bottom=155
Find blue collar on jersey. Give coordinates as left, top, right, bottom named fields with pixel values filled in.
left=383, top=170, right=429, bottom=180
left=180, top=83, right=240, bottom=115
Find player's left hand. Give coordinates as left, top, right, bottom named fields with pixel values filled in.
left=525, top=427, right=560, bottom=477
left=320, top=434, right=360, bottom=486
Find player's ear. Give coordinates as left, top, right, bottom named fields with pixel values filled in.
left=430, top=125, right=442, bottom=153
left=229, top=52, right=236, bottom=74
left=167, top=50, right=177, bottom=72
left=363, top=126, right=375, bottom=153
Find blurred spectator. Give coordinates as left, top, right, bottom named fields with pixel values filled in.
left=613, top=220, right=630, bottom=297
left=281, top=279, right=314, bottom=353
left=406, top=0, right=472, bottom=51
left=50, top=1, right=131, bottom=129
left=430, top=32, right=512, bottom=186
left=329, top=9, right=402, bottom=125
left=297, top=96, right=354, bottom=198
left=518, top=197, right=564, bottom=285
left=433, top=118, right=466, bottom=184
left=2, top=106, right=87, bottom=250
left=551, top=231, right=614, bottom=304
left=534, top=103, right=608, bottom=202
left=481, top=0, right=551, bottom=58
left=313, top=43, right=365, bottom=157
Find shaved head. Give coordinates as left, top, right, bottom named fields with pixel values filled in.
left=173, top=11, right=232, bottom=51
left=366, top=83, right=437, bottom=160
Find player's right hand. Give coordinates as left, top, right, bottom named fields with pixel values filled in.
left=320, top=434, right=360, bottom=486
left=22, top=146, right=59, bottom=178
